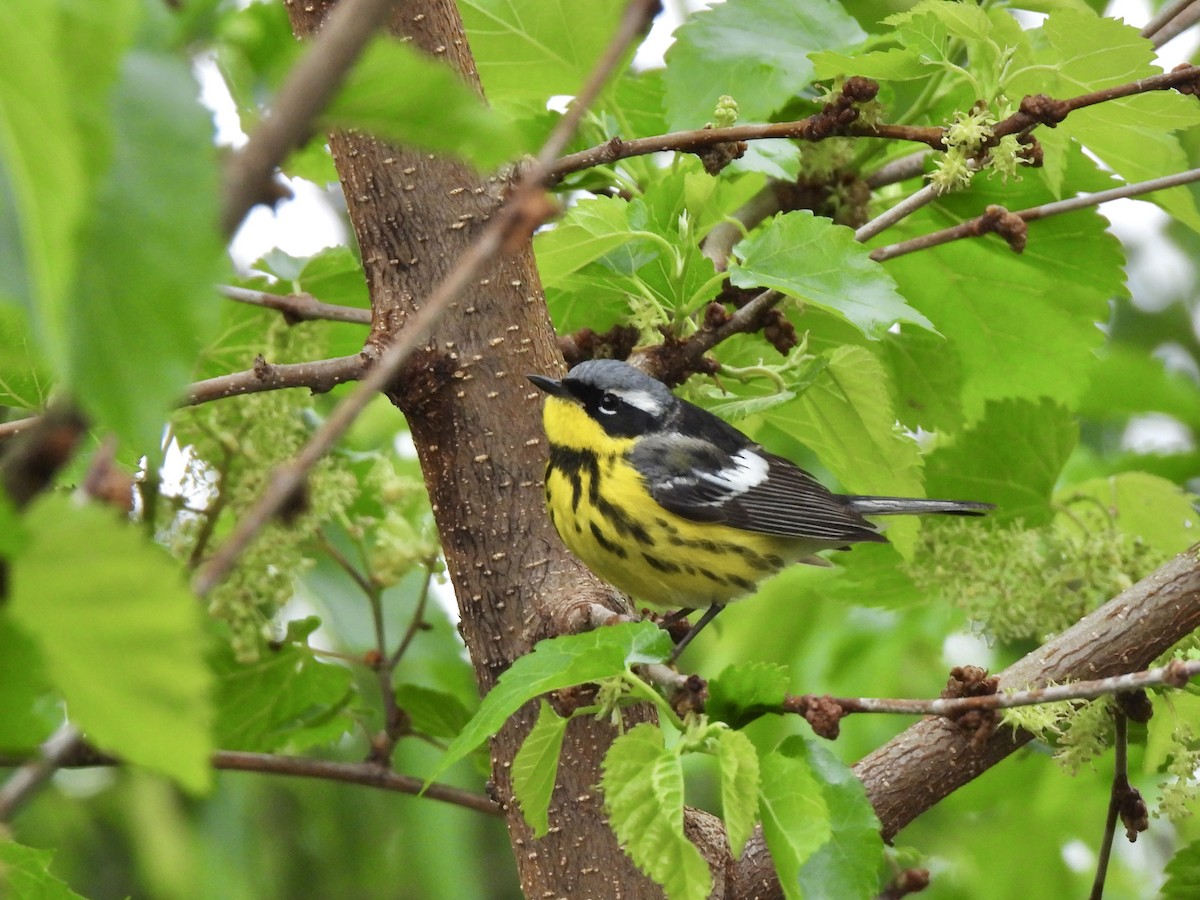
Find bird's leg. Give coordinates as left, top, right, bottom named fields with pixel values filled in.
left=667, top=604, right=725, bottom=663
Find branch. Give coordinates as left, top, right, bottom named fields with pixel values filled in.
left=853, top=550, right=1200, bottom=841
left=220, top=0, right=401, bottom=236
left=548, top=120, right=944, bottom=186
left=0, top=745, right=500, bottom=819
left=779, top=658, right=1198, bottom=740
left=220, top=285, right=372, bottom=325
left=0, top=725, right=82, bottom=822
left=869, top=167, right=1200, bottom=261
left=212, top=751, right=498, bottom=817
left=183, top=353, right=368, bottom=407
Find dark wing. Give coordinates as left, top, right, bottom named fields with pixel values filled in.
left=630, top=432, right=884, bottom=544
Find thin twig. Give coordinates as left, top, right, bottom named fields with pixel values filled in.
left=220, top=285, right=372, bottom=325
left=0, top=746, right=500, bottom=818
left=1089, top=711, right=1128, bottom=900
left=214, top=751, right=502, bottom=816
left=549, top=120, right=945, bottom=184
left=221, top=0, right=401, bottom=236
left=184, top=353, right=367, bottom=406
left=388, top=559, right=436, bottom=669
left=1143, top=0, right=1200, bottom=46
left=0, top=417, right=37, bottom=441
left=869, top=167, right=1200, bottom=261
left=192, top=0, right=660, bottom=601
left=802, top=658, right=1198, bottom=718
left=0, top=724, right=82, bottom=822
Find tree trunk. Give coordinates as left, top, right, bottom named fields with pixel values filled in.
left=283, top=1, right=665, bottom=895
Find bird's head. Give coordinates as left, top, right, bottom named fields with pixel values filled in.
left=527, top=359, right=677, bottom=441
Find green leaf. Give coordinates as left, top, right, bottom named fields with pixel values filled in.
left=213, top=617, right=353, bottom=753
left=770, top=345, right=926, bottom=556
left=811, top=46, right=930, bottom=82
left=0, top=841, right=87, bottom=900
left=663, top=0, right=865, bottom=130
left=512, top=700, right=570, bottom=837
left=0, top=305, right=51, bottom=410
left=535, top=194, right=642, bottom=287
left=758, top=740, right=832, bottom=899
left=1079, top=346, right=1200, bottom=429
left=459, top=0, right=629, bottom=111
left=430, top=621, right=671, bottom=780
left=8, top=495, right=213, bottom=792
left=1009, top=10, right=1200, bottom=234
left=881, top=162, right=1122, bottom=420
left=714, top=728, right=760, bottom=857
left=730, top=212, right=934, bottom=338
left=70, top=51, right=224, bottom=451
left=795, top=736, right=885, bottom=899
left=394, top=683, right=474, bottom=740
left=1163, top=839, right=1200, bottom=899
left=602, top=724, right=711, bottom=900
left=879, top=327, right=964, bottom=435
left=325, top=36, right=524, bottom=171
left=0, top=615, right=56, bottom=747
left=926, top=398, right=1078, bottom=526
left=0, top=0, right=138, bottom=366
left=706, top=662, right=789, bottom=728
left=1056, top=473, right=1200, bottom=556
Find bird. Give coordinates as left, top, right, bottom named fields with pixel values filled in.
left=527, top=359, right=993, bottom=659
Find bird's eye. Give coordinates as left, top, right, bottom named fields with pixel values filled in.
left=597, top=393, right=620, bottom=415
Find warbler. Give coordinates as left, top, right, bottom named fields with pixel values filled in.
left=528, top=359, right=993, bottom=657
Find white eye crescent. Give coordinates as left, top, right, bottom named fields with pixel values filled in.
left=598, top=393, right=619, bottom=415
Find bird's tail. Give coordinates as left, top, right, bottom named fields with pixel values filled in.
left=846, top=496, right=994, bottom=517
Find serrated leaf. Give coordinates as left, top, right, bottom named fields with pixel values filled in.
left=879, top=327, right=964, bottom=434
left=9, top=495, right=213, bottom=792
left=881, top=159, right=1121, bottom=420
left=602, top=724, right=711, bottom=900
left=663, top=0, right=865, bottom=130
left=535, top=194, right=641, bottom=286
left=513, top=700, right=569, bottom=837
left=325, top=36, right=524, bottom=171
left=394, top=683, right=474, bottom=740
left=794, top=736, right=885, bottom=899
left=1009, top=10, right=1200, bottom=234
left=430, top=621, right=671, bottom=781
left=460, top=0, right=628, bottom=111
left=758, top=742, right=831, bottom=900
left=810, top=46, right=930, bottom=82
left=0, top=841, right=87, bottom=900
left=1163, top=839, right=1200, bottom=899
left=926, top=398, right=1077, bottom=526
left=730, top=212, right=934, bottom=338
left=70, top=51, right=224, bottom=451
left=707, top=662, right=789, bottom=728
left=213, top=622, right=353, bottom=753
left=714, top=728, right=760, bottom=857
left=770, top=345, right=926, bottom=556
left=1056, top=473, right=1200, bottom=556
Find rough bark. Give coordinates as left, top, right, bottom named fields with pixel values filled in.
left=283, top=1, right=663, bottom=896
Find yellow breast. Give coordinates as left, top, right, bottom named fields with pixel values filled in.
left=540, top=396, right=799, bottom=608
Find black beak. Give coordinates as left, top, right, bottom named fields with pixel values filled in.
left=527, top=374, right=568, bottom=398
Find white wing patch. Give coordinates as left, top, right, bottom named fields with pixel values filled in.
left=660, top=447, right=769, bottom=507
